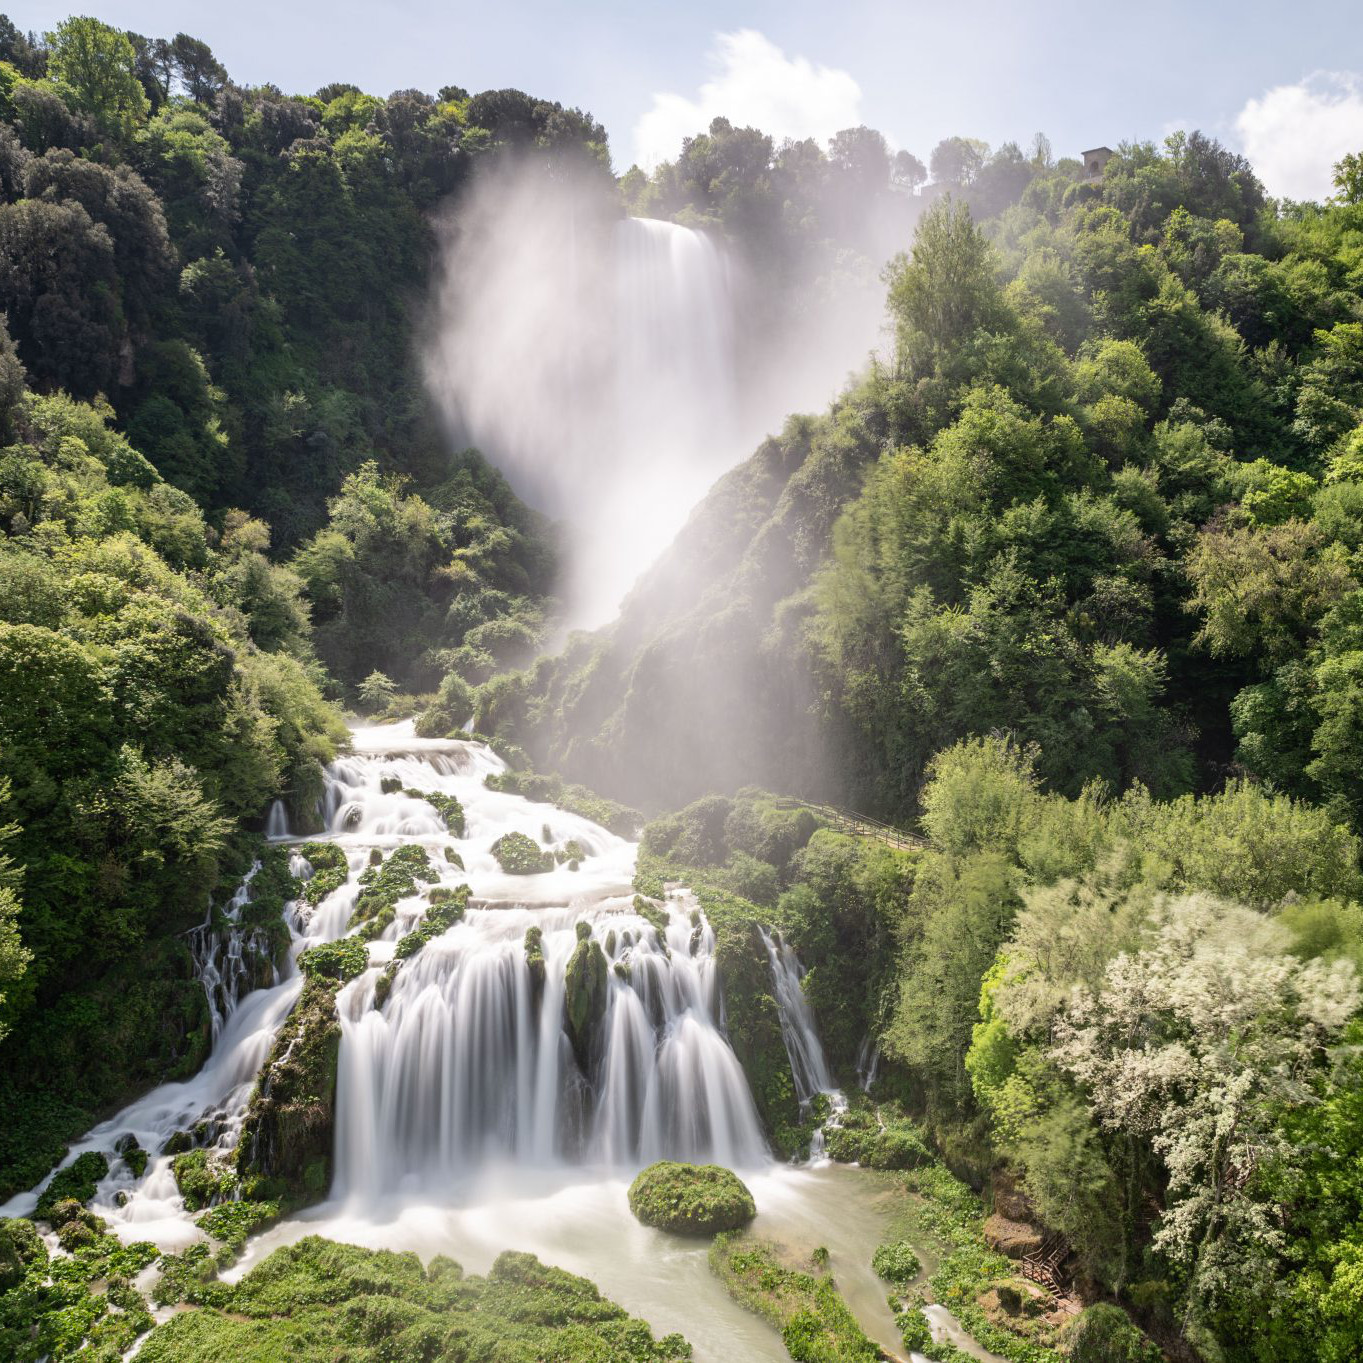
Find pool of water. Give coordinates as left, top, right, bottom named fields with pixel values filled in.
left=225, top=1161, right=917, bottom=1361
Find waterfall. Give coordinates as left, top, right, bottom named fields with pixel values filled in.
left=760, top=927, right=834, bottom=1104
left=329, top=728, right=766, bottom=1199
left=425, top=164, right=742, bottom=627
left=265, top=799, right=290, bottom=839
left=7, top=720, right=828, bottom=1248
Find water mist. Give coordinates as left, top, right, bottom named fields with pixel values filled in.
left=423, top=159, right=889, bottom=629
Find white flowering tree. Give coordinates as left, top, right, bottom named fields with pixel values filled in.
left=1052, top=893, right=1359, bottom=1336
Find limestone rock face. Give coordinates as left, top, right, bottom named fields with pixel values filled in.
left=984, top=1213, right=1044, bottom=1259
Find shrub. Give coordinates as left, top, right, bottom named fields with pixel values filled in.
left=627, top=1161, right=756, bottom=1235
left=872, top=1239, right=921, bottom=1285
left=299, top=936, right=369, bottom=982
left=1065, top=1303, right=1162, bottom=1363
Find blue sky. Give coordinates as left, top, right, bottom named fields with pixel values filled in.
left=13, top=1, right=1363, bottom=196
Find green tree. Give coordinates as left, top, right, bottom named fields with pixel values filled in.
left=45, top=16, right=149, bottom=142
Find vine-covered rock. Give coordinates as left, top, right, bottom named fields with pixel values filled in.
left=628, top=1161, right=756, bottom=1235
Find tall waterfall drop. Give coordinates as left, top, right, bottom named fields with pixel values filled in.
left=425, top=168, right=742, bottom=629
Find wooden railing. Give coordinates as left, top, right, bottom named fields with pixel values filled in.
left=1021, top=1234, right=1070, bottom=1294
left=772, top=798, right=928, bottom=851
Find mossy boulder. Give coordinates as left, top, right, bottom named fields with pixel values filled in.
left=34, top=1150, right=109, bottom=1220
left=627, top=1161, right=756, bottom=1235
left=233, top=976, right=341, bottom=1210
left=299, top=935, right=369, bottom=982
left=492, top=831, right=554, bottom=874
left=0, top=1215, right=47, bottom=1289
left=563, top=923, right=608, bottom=1071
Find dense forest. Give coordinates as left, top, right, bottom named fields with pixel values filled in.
left=1, top=10, right=1362, bottom=1363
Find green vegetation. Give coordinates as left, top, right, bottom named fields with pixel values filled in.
left=394, top=884, right=470, bottom=958
left=233, top=974, right=342, bottom=1209
left=33, top=1151, right=108, bottom=1220
left=491, top=830, right=554, bottom=874
left=824, top=1103, right=933, bottom=1170
left=0, top=1207, right=157, bottom=1362
left=404, top=787, right=466, bottom=836
left=564, top=921, right=608, bottom=1071
left=627, top=1161, right=756, bottom=1235
left=871, top=1239, right=921, bottom=1285
left=298, top=934, right=369, bottom=982
left=137, top=1236, right=692, bottom=1362
left=299, top=841, right=349, bottom=906
left=710, top=1232, right=878, bottom=1362
left=350, top=844, right=437, bottom=939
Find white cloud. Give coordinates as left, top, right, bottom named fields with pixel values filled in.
left=631, top=30, right=862, bottom=170
left=1236, top=72, right=1363, bottom=201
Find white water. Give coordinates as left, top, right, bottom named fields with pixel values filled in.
left=6, top=720, right=989, bottom=1360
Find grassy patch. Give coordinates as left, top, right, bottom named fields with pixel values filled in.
left=710, top=1231, right=879, bottom=1362
left=139, top=1236, right=692, bottom=1362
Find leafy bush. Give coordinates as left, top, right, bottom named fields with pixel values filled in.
left=299, top=936, right=369, bottom=982
left=872, top=1239, right=921, bottom=1285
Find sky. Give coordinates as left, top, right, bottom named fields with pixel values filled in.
left=13, top=0, right=1363, bottom=199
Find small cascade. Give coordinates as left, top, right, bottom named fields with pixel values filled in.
left=760, top=927, right=834, bottom=1102
left=265, top=799, right=290, bottom=839
left=335, top=895, right=765, bottom=1198
left=856, top=1035, right=881, bottom=1092
left=760, top=926, right=847, bottom=1159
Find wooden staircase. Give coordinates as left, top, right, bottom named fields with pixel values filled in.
left=1021, top=1234, right=1070, bottom=1295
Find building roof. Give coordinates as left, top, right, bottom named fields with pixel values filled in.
left=1081, top=147, right=1114, bottom=158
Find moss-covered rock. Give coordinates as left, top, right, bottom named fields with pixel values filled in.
left=350, top=844, right=437, bottom=940
left=233, top=976, right=341, bottom=1210
left=172, top=1148, right=237, bottom=1211
left=491, top=830, right=554, bottom=874
left=0, top=1215, right=46, bottom=1290
left=34, top=1150, right=109, bottom=1221
left=824, top=1103, right=931, bottom=1170
left=563, top=923, right=608, bottom=1071
left=628, top=1161, right=756, bottom=1235
left=298, top=935, right=369, bottom=982
left=404, top=787, right=466, bottom=837
left=394, top=885, right=470, bottom=958
left=525, top=925, right=546, bottom=993
left=115, top=1132, right=148, bottom=1178
left=298, top=842, right=349, bottom=906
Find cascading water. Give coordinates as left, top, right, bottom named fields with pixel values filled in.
left=326, top=724, right=766, bottom=1198
left=4, top=720, right=938, bottom=1362
left=760, top=926, right=847, bottom=1158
